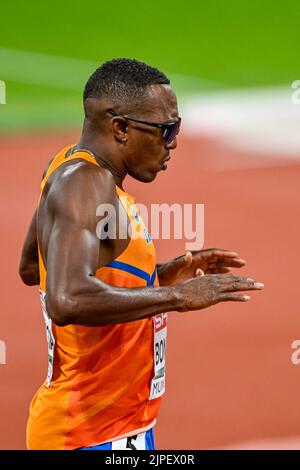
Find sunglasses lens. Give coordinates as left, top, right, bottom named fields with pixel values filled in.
left=164, top=119, right=181, bottom=143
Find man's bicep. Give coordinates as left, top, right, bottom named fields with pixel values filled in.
left=46, top=180, right=102, bottom=285
left=45, top=165, right=116, bottom=306
left=45, top=212, right=100, bottom=313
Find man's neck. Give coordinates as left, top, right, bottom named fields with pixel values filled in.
left=77, top=136, right=127, bottom=189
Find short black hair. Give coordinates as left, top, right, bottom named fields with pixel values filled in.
left=83, top=58, right=170, bottom=104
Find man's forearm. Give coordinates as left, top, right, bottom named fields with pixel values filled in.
left=47, top=278, right=185, bottom=327
left=19, top=262, right=40, bottom=286
left=46, top=264, right=263, bottom=327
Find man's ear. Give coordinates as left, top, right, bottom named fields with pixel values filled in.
left=111, top=116, right=128, bottom=144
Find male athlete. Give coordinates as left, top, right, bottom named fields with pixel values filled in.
left=19, top=59, right=264, bottom=450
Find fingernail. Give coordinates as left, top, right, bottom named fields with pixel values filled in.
left=243, top=295, right=250, bottom=301
left=254, top=282, right=264, bottom=288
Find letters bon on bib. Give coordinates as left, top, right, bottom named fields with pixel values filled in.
left=149, top=312, right=167, bottom=400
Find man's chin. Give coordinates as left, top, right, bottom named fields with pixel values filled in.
left=129, top=169, right=158, bottom=183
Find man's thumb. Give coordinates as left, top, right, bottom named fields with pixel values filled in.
left=184, top=251, right=193, bottom=267
left=195, top=268, right=204, bottom=277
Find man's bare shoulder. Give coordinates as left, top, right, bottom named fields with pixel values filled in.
left=44, top=159, right=118, bottom=222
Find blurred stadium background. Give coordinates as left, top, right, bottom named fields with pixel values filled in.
left=1, top=0, right=300, bottom=449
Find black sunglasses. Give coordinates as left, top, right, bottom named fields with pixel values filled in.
left=108, top=110, right=181, bottom=144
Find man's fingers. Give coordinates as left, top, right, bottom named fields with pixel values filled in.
left=221, top=257, right=246, bottom=267
left=207, top=256, right=246, bottom=266
left=222, top=257, right=246, bottom=266
left=206, top=267, right=231, bottom=274
left=221, top=278, right=264, bottom=292
left=199, top=249, right=239, bottom=259
left=191, top=250, right=238, bottom=265
left=218, top=293, right=251, bottom=302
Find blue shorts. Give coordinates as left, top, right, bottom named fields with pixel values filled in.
left=77, top=428, right=155, bottom=450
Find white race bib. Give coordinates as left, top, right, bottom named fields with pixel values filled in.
left=39, top=289, right=55, bottom=387
left=149, top=312, right=167, bottom=400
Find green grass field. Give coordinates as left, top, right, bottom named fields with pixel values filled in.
left=0, top=0, right=299, bottom=131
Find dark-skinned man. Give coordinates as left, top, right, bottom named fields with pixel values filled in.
left=19, top=58, right=264, bottom=450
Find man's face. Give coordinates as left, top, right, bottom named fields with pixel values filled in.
left=123, top=84, right=179, bottom=183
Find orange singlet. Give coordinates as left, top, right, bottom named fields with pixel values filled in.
left=26, top=146, right=167, bottom=450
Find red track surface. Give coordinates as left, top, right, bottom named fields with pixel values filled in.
left=1, top=130, right=300, bottom=449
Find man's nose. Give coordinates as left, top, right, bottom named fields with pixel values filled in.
left=165, top=137, right=177, bottom=150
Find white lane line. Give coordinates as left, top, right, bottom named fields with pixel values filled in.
left=2, top=47, right=297, bottom=164
left=0, top=47, right=97, bottom=90
left=0, top=47, right=218, bottom=91
left=181, top=86, right=300, bottom=159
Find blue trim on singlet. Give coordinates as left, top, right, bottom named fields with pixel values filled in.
left=77, top=427, right=155, bottom=450
left=105, top=260, right=157, bottom=286
left=149, top=268, right=157, bottom=286
left=131, top=206, right=140, bottom=222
